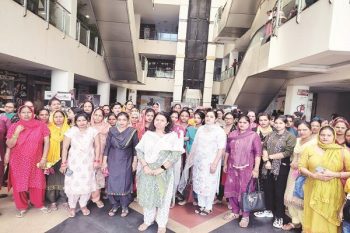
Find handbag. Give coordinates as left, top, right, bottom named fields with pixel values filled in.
left=293, top=175, right=306, bottom=199
left=241, top=178, right=266, bottom=212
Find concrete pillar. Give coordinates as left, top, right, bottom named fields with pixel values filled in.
left=51, top=71, right=74, bottom=92
left=97, top=82, right=110, bottom=105
left=128, top=89, right=137, bottom=104
left=284, top=85, right=310, bottom=117
left=117, top=87, right=127, bottom=103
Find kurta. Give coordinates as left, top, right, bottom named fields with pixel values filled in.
left=135, top=131, right=184, bottom=208
left=104, top=127, right=138, bottom=195
left=284, top=137, right=317, bottom=209
left=0, top=117, right=9, bottom=186
left=224, top=130, right=262, bottom=199
left=191, top=125, right=226, bottom=196
left=7, top=120, right=49, bottom=192
left=299, top=146, right=350, bottom=233
left=185, top=126, right=198, bottom=154
left=64, top=127, right=98, bottom=195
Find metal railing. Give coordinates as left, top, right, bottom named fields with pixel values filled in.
left=13, top=0, right=103, bottom=55
left=147, top=68, right=175, bottom=79
left=140, top=28, right=178, bottom=42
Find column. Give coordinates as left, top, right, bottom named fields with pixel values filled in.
left=97, top=82, right=110, bottom=105
left=173, top=0, right=189, bottom=103
left=51, top=70, right=74, bottom=92
left=128, top=89, right=137, bottom=104
left=117, top=87, right=127, bottom=103
left=284, top=85, right=310, bottom=117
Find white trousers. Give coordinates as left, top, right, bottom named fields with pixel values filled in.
left=67, top=193, right=91, bottom=208
left=197, top=192, right=216, bottom=211
left=143, top=176, right=174, bottom=228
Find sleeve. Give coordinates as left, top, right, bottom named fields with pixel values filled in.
left=64, top=127, right=74, bottom=138
left=298, top=146, right=311, bottom=170
left=216, top=128, right=226, bottom=150
left=6, top=123, right=16, bottom=139
left=103, top=130, right=112, bottom=157
left=282, top=134, right=297, bottom=158
left=253, top=134, right=262, bottom=157
left=226, top=135, right=231, bottom=154
left=135, top=132, right=146, bottom=160
left=262, top=134, right=270, bottom=151
left=42, top=124, right=50, bottom=137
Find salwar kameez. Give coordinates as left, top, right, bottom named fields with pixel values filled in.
left=135, top=131, right=184, bottom=228
left=104, top=127, right=138, bottom=209
left=224, top=130, right=262, bottom=217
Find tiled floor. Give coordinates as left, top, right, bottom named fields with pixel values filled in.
left=0, top=190, right=300, bottom=233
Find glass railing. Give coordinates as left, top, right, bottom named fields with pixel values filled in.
left=140, top=28, right=178, bottom=42
left=147, top=68, right=175, bottom=79
left=13, top=0, right=103, bottom=56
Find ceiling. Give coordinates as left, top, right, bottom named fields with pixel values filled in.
left=133, top=0, right=179, bottom=33
left=90, top=0, right=139, bottom=82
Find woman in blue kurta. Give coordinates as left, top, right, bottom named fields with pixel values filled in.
left=102, top=112, right=138, bottom=217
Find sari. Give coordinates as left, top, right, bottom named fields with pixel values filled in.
left=299, top=134, right=350, bottom=233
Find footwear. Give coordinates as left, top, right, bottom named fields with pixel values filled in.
left=200, top=209, right=212, bottom=216
left=138, top=223, right=151, bottom=232
left=81, top=207, right=90, bottom=216
left=121, top=208, right=129, bottom=217
left=157, top=227, right=166, bottom=233
left=227, top=203, right=232, bottom=210
left=40, top=207, right=51, bottom=214
left=68, top=208, right=76, bottom=218
left=195, top=206, right=204, bottom=214
left=193, top=201, right=198, bottom=206
left=223, top=212, right=239, bottom=221
left=254, top=210, right=273, bottom=218
left=16, top=209, right=27, bottom=218
left=49, top=203, right=58, bottom=211
left=62, top=202, right=69, bottom=210
left=282, top=222, right=301, bottom=231
left=108, top=207, right=119, bottom=217
left=178, top=200, right=187, bottom=206
left=273, top=218, right=283, bottom=229
left=95, top=200, right=104, bottom=208
left=239, top=217, right=249, bottom=228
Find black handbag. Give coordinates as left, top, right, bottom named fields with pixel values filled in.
left=241, top=178, right=266, bottom=212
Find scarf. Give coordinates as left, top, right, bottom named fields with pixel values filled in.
left=256, top=125, right=273, bottom=140
left=47, top=112, right=70, bottom=165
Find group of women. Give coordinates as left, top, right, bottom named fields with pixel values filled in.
left=1, top=98, right=350, bottom=233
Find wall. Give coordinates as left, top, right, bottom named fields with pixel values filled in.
left=315, top=92, right=350, bottom=119
left=138, top=39, right=177, bottom=56
left=0, top=0, right=111, bottom=83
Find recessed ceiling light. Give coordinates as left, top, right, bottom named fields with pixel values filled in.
left=85, top=15, right=90, bottom=18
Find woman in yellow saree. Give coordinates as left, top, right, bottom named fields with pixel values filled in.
left=299, top=126, right=350, bottom=233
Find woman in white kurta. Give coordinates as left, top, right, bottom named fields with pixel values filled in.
left=60, top=113, right=101, bottom=217
left=189, top=110, right=226, bottom=215
left=136, top=112, right=184, bottom=233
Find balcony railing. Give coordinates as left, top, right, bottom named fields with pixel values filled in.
left=140, top=28, right=178, bottom=42
left=13, top=0, right=103, bottom=55
left=147, top=68, right=175, bottom=79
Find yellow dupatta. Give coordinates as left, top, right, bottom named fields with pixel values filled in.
left=47, top=112, right=70, bottom=165
left=310, top=130, right=346, bottom=226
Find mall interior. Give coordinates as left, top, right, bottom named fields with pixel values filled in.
left=0, top=0, right=350, bottom=232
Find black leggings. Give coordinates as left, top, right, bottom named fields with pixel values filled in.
left=262, top=173, right=288, bottom=221
left=46, top=190, right=67, bottom=204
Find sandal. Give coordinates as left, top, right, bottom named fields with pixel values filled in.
left=157, top=227, right=166, bottom=233
left=16, top=209, right=27, bottom=218
left=239, top=217, right=249, bottom=228
left=195, top=206, right=204, bottom=214
left=49, top=203, right=58, bottom=211
left=40, top=207, right=51, bottom=214
left=200, top=209, right=212, bottom=216
left=95, top=200, right=104, bottom=208
left=223, top=212, right=240, bottom=221
left=108, top=207, right=119, bottom=217
left=81, top=207, right=90, bottom=216
left=68, top=208, right=76, bottom=218
left=138, top=223, right=151, bottom=232
left=282, top=222, right=301, bottom=231
left=178, top=200, right=187, bottom=206
left=121, top=208, right=129, bottom=217
left=62, top=202, right=69, bottom=210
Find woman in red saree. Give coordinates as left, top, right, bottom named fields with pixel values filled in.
left=5, top=105, right=50, bottom=217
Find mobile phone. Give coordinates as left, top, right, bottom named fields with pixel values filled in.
left=65, top=168, right=73, bottom=176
